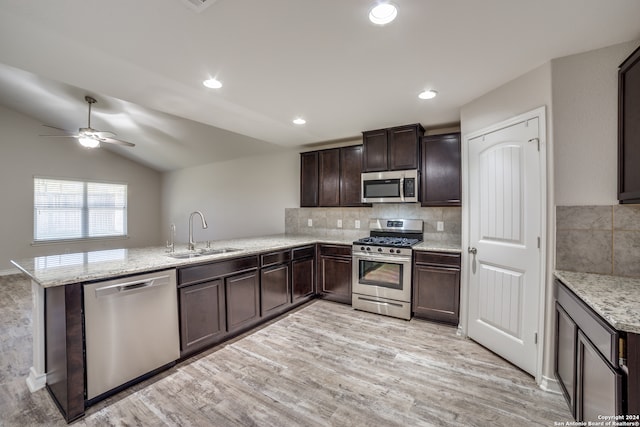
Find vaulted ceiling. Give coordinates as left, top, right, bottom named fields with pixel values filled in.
left=0, top=0, right=639, bottom=171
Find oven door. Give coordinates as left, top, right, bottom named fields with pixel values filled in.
left=352, top=253, right=412, bottom=302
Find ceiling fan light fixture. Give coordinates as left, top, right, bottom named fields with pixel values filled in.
left=293, top=117, right=306, bottom=125
left=203, top=78, right=222, bottom=89
left=369, top=2, right=397, bottom=25
left=79, top=136, right=99, bottom=148
left=418, top=89, right=438, bottom=100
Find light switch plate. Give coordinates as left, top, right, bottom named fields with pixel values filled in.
left=355, top=220, right=361, bottom=229
left=437, top=221, right=444, bottom=232
left=307, top=218, right=313, bottom=227
left=337, top=219, right=343, bottom=228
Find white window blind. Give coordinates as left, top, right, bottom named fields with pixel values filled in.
left=34, top=177, right=127, bottom=242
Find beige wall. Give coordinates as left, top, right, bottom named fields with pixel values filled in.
left=161, top=151, right=300, bottom=246
left=0, top=105, right=162, bottom=272
left=552, top=40, right=639, bottom=205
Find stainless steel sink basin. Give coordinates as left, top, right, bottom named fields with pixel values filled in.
left=167, top=248, right=241, bottom=259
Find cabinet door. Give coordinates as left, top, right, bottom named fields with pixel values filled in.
left=319, top=149, right=340, bottom=206
left=179, top=279, right=226, bottom=356
left=292, top=257, right=315, bottom=303
left=318, top=255, right=352, bottom=304
left=225, top=270, right=260, bottom=333
left=261, top=264, right=290, bottom=317
left=555, top=303, right=577, bottom=418
left=300, top=151, right=319, bottom=207
left=576, top=331, right=623, bottom=422
left=421, top=133, right=461, bottom=206
left=362, top=129, right=388, bottom=172
left=340, top=145, right=366, bottom=206
left=412, top=264, right=460, bottom=325
left=618, top=45, right=640, bottom=203
left=388, top=125, right=422, bottom=170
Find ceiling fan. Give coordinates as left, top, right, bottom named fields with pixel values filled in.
left=41, top=96, right=135, bottom=148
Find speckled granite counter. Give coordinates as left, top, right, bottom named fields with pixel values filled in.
left=555, top=270, right=640, bottom=334
left=11, top=234, right=462, bottom=288
left=414, top=241, right=462, bottom=253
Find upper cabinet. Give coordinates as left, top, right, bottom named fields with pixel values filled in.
left=362, top=123, right=424, bottom=172
left=300, top=145, right=369, bottom=207
left=618, top=45, right=640, bottom=204
left=421, top=132, right=462, bottom=206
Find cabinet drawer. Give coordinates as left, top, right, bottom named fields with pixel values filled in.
left=414, top=251, right=461, bottom=268
left=292, top=245, right=315, bottom=260
left=556, top=281, right=619, bottom=367
left=261, top=250, right=291, bottom=268
left=178, top=256, right=258, bottom=286
left=319, top=244, right=351, bottom=257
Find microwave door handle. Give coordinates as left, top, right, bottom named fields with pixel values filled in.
left=399, top=177, right=405, bottom=202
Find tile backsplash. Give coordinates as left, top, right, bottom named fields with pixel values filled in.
left=556, top=205, right=640, bottom=277
left=285, top=204, right=461, bottom=244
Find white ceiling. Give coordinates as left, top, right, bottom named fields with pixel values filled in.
left=0, top=0, right=639, bottom=172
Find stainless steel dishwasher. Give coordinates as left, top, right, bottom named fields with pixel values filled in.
left=84, top=269, right=180, bottom=400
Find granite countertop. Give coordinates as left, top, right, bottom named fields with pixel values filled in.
left=555, top=270, right=640, bottom=334
left=413, top=241, right=462, bottom=253
left=12, top=233, right=461, bottom=288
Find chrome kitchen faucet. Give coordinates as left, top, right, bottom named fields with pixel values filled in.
left=188, top=211, right=208, bottom=251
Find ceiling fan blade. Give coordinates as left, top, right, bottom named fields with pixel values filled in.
left=39, top=134, right=79, bottom=138
left=100, top=137, right=135, bottom=147
left=93, top=130, right=117, bottom=138
left=42, top=124, right=76, bottom=134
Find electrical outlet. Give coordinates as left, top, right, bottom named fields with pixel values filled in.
left=355, top=220, right=361, bottom=229
left=337, top=219, right=343, bottom=228
left=437, top=221, right=444, bottom=232
left=307, top=218, right=313, bottom=227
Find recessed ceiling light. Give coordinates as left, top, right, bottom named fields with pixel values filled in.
left=418, top=90, right=438, bottom=100
left=369, top=2, right=398, bottom=25
left=293, top=118, right=306, bottom=125
left=203, top=78, right=222, bottom=89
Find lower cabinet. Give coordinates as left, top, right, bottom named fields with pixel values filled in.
left=179, top=279, right=226, bottom=356
left=555, top=280, right=625, bottom=421
left=226, top=270, right=260, bottom=333
left=412, top=251, right=461, bottom=325
left=317, top=244, right=352, bottom=304
left=260, top=249, right=292, bottom=318
left=292, top=246, right=316, bottom=305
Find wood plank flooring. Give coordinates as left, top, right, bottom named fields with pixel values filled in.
left=0, top=274, right=571, bottom=426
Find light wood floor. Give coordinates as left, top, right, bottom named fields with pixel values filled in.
left=0, top=275, right=571, bottom=426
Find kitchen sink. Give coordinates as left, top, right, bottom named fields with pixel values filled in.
left=167, top=248, right=241, bottom=259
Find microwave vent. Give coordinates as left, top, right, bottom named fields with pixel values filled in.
left=178, top=0, right=219, bottom=13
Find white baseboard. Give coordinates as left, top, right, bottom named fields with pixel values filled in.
left=539, top=375, right=561, bottom=394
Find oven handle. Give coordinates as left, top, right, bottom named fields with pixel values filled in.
left=353, top=254, right=411, bottom=264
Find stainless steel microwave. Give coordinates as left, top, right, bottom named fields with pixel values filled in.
left=361, top=170, right=419, bottom=203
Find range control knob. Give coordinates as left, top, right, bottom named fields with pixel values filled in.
left=390, top=249, right=397, bottom=254
left=360, top=246, right=365, bottom=251
left=378, top=248, right=383, bottom=252
left=366, top=247, right=371, bottom=251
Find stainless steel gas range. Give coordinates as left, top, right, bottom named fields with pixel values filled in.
left=352, top=219, right=423, bottom=320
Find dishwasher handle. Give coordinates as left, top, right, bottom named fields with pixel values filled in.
left=93, top=275, right=170, bottom=298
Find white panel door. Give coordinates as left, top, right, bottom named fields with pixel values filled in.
left=467, top=116, right=542, bottom=376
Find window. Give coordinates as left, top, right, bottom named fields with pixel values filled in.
left=34, top=177, right=127, bottom=242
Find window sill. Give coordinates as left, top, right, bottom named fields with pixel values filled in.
left=31, top=235, right=130, bottom=247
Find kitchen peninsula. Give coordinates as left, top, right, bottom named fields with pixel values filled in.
left=11, top=234, right=461, bottom=422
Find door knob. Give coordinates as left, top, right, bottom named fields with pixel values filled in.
left=468, top=247, right=477, bottom=254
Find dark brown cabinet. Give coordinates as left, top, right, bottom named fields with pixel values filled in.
left=362, top=123, right=424, bottom=172
left=260, top=250, right=292, bottom=317
left=412, top=251, right=461, bottom=325
left=340, top=145, right=366, bottom=206
left=421, top=132, right=461, bottom=206
left=555, top=280, right=626, bottom=421
left=300, top=145, right=368, bottom=207
left=179, top=279, right=226, bottom=356
left=319, top=149, right=340, bottom=206
left=226, top=270, right=260, bottom=334
left=618, top=45, right=640, bottom=204
left=317, top=244, right=352, bottom=304
left=291, top=245, right=315, bottom=305
left=300, top=151, right=319, bottom=207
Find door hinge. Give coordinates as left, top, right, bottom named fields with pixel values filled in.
left=534, top=332, right=538, bottom=344
left=528, top=137, right=540, bottom=151
left=537, top=237, right=541, bottom=249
